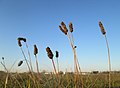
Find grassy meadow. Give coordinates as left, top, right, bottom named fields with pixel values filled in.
left=0, top=71, right=120, bottom=88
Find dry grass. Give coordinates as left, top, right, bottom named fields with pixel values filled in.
left=99, top=21, right=111, bottom=88
left=0, top=21, right=115, bottom=88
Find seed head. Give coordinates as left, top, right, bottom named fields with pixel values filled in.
left=55, top=51, right=59, bottom=58
left=59, top=26, right=67, bottom=35
left=17, top=37, right=26, bottom=42
left=99, top=21, right=106, bottom=35
left=46, top=47, right=54, bottom=59
left=18, top=61, right=23, bottom=66
left=17, top=37, right=26, bottom=47
left=2, top=57, right=4, bottom=60
left=69, top=22, right=73, bottom=33
left=61, top=22, right=67, bottom=30
left=59, top=22, right=68, bottom=35
left=74, top=46, right=77, bottom=49
left=18, top=39, right=22, bottom=47
left=34, top=44, right=38, bottom=55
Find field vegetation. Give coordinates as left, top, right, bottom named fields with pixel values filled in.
left=0, top=21, right=119, bottom=88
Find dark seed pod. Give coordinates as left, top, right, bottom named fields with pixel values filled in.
left=61, top=22, right=67, bottom=30
left=55, top=51, right=59, bottom=58
left=18, top=39, right=22, bottom=47
left=18, top=61, right=23, bottom=66
left=69, top=22, right=73, bottom=33
left=64, top=29, right=68, bottom=35
left=74, top=46, right=77, bottom=49
left=22, top=38, right=26, bottom=42
left=99, top=22, right=106, bottom=35
left=59, top=26, right=67, bottom=35
left=17, top=37, right=26, bottom=47
left=17, top=37, right=26, bottom=42
left=2, top=57, right=4, bottom=60
left=34, top=44, right=38, bottom=55
left=48, top=53, right=54, bottom=59
left=46, top=47, right=54, bottom=59
left=46, top=47, right=50, bottom=52
left=60, top=22, right=68, bottom=35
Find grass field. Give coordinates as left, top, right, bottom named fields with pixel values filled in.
left=0, top=71, right=120, bottom=88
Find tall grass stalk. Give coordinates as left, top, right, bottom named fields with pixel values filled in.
left=20, top=47, right=31, bottom=72
left=56, top=57, right=59, bottom=73
left=17, top=37, right=31, bottom=72
left=0, top=61, right=9, bottom=88
left=59, top=22, right=83, bottom=88
left=1, top=58, right=19, bottom=88
left=104, top=35, right=111, bottom=88
left=51, top=59, right=57, bottom=75
left=34, top=44, right=40, bottom=74
left=67, top=34, right=83, bottom=88
left=18, top=38, right=39, bottom=87
left=67, top=34, right=79, bottom=74
left=25, top=42, right=33, bottom=72
left=46, top=47, right=60, bottom=87
left=55, top=51, right=59, bottom=73
left=99, top=21, right=111, bottom=88
left=35, top=55, right=39, bottom=74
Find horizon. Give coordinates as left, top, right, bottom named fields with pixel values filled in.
left=0, top=0, right=120, bottom=73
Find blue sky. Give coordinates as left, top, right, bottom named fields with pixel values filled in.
left=0, top=0, right=120, bottom=72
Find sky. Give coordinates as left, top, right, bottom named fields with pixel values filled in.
left=0, top=0, right=120, bottom=72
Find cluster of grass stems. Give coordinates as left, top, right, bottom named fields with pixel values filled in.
left=0, top=21, right=113, bottom=88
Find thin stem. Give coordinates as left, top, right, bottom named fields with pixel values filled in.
left=76, top=57, right=84, bottom=87
left=56, top=57, right=59, bottom=73
left=104, top=35, right=111, bottom=88
left=52, top=59, right=57, bottom=75
left=4, top=73, right=9, bottom=88
left=1, top=62, right=8, bottom=72
left=20, top=47, right=36, bottom=84
left=9, top=60, right=17, bottom=72
left=20, top=47, right=31, bottom=72
left=1, top=62, right=9, bottom=88
left=35, top=55, right=40, bottom=74
left=51, top=59, right=60, bottom=87
left=67, top=34, right=78, bottom=73
left=25, top=43, right=33, bottom=72
left=71, top=33, right=74, bottom=45
left=67, top=33, right=83, bottom=88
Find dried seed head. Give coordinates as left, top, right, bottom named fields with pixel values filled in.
left=46, top=47, right=50, bottom=52
left=60, top=22, right=68, bottom=35
left=61, top=22, right=66, bottom=29
left=17, top=37, right=26, bottom=42
left=74, top=46, right=77, bottom=49
left=2, top=57, right=4, bottom=60
left=18, top=39, right=22, bottom=47
left=59, top=25, right=64, bottom=33
left=46, top=47, right=54, bottom=59
left=48, top=53, right=54, bottom=59
left=69, top=22, right=73, bottom=33
left=17, top=37, right=26, bottom=47
left=55, top=51, right=59, bottom=58
left=99, top=21, right=106, bottom=35
left=22, top=38, right=26, bottom=42
left=59, top=26, right=67, bottom=35
left=64, top=28, right=68, bottom=35
left=34, top=44, right=38, bottom=55
left=18, top=61, right=23, bottom=66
